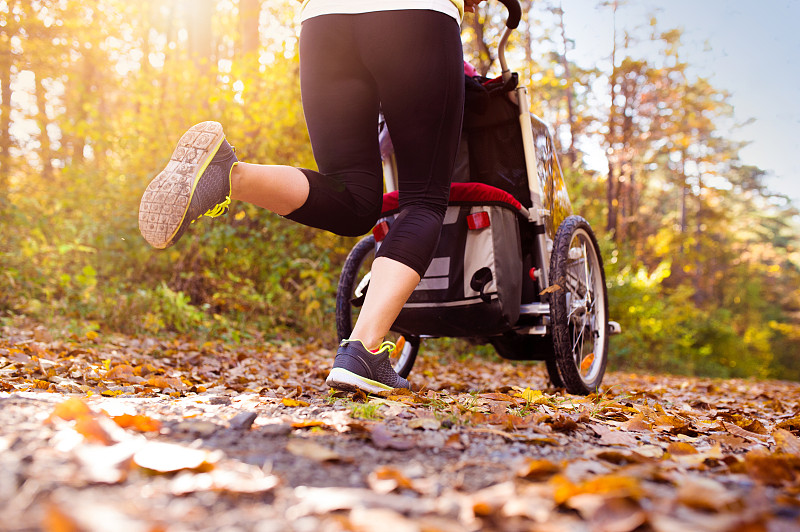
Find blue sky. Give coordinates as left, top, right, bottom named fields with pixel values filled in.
left=559, top=0, right=800, bottom=204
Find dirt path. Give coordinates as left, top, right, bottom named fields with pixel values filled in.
left=1, top=325, right=799, bottom=531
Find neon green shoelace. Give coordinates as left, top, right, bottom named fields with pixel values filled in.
left=372, top=340, right=396, bottom=355
left=344, top=339, right=396, bottom=355
left=203, top=196, right=231, bottom=218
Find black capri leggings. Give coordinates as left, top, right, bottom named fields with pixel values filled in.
left=286, top=10, right=465, bottom=277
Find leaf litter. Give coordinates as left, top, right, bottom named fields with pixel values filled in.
left=1, top=324, right=799, bottom=531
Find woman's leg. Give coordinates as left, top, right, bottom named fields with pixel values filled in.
left=347, top=11, right=465, bottom=349
left=229, top=164, right=309, bottom=216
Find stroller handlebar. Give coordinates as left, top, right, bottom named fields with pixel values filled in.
left=497, top=0, right=522, bottom=30
left=495, top=0, right=521, bottom=80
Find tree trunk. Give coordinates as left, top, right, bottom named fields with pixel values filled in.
left=0, top=46, right=11, bottom=205
left=556, top=4, right=577, bottom=167
left=606, top=159, right=618, bottom=236
left=239, top=0, right=260, bottom=57
left=34, top=72, right=54, bottom=181
left=188, top=0, right=214, bottom=63
left=679, top=150, right=687, bottom=233
left=604, top=0, right=620, bottom=239
left=0, top=0, right=16, bottom=205
left=468, top=8, right=494, bottom=76
left=693, top=170, right=705, bottom=305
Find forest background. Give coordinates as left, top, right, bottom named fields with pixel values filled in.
left=1, top=0, right=798, bottom=381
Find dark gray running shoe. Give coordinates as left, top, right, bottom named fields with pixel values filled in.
left=138, top=121, right=238, bottom=249
left=326, top=340, right=411, bottom=394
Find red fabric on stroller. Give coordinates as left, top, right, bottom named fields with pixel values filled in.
left=381, top=182, right=523, bottom=215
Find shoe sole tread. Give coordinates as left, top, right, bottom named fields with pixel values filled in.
left=138, top=121, right=225, bottom=249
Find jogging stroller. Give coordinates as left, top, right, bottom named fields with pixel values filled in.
left=336, top=0, right=618, bottom=395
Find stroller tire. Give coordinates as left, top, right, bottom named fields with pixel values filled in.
left=335, top=234, right=420, bottom=379
left=548, top=216, right=609, bottom=395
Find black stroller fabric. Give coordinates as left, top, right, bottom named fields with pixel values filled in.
left=462, top=73, right=532, bottom=208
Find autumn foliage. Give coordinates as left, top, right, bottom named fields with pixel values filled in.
left=0, top=0, right=798, bottom=380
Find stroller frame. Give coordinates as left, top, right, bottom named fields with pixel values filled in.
left=336, top=0, right=619, bottom=395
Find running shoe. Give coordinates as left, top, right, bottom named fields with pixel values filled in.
left=138, top=121, right=238, bottom=249
left=326, top=339, right=411, bottom=394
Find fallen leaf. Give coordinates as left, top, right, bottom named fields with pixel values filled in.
left=552, top=473, right=643, bottom=505
left=516, top=458, right=561, bottom=480
left=146, top=375, right=184, bottom=390
left=74, top=416, right=115, bottom=445
left=478, top=392, right=519, bottom=403
left=722, top=421, right=769, bottom=443
left=48, top=397, right=92, bottom=422
left=170, top=465, right=279, bottom=495
left=133, top=441, right=221, bottom=472
left=291, top=420, right=327, bottom=429
left=594, top=450, right=654, bottom=465
left=580, top=353, right=595, bottom=373
left=773, top=428, right=800, bottom=455
left=677, top=475, right=742, bottom=511
left=282, top=397, right=310, bottom=407
left=111, top=414, right=161, bottom=432
left=550, top=415, right=580, bottom=433
left=590, top=424, right=640, bottom=446
left=776, top=416, right=800, bottom=433
left=286, top=439, right=343, bottom=462
left=620, top=415, right=652, bottom=432
left=597, top=500, right=648, bottom=532
left=518, top=387, right=546, bottom=404
left=367, top=466, right=416, bottom=494
left=743, top=448, right=800, bottom=486
left=540, top=284, right=561, bottom=295
left=43, top=502, right=81, bottom=532
left=666, top=441, right=698, bottom=456
left=408, top=417, right=440, bottom=430
left=105, top=364, right=135, bottom=382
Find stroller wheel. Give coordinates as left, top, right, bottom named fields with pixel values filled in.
left=335, top=235, right=420, bottom=379
left=548, top=216, right=609, bottom=395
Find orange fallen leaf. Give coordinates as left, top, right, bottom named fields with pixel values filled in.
left=367, top=466, right=416, bottom=493
left=516, top=458, right=561, bottom=480
left=112, top=414, right=161, bottom=432
left=34, top=379, right=52, bottom=390
left=667, top=441, right=698, bottom=456
left=776, top=416, right=800, bottom=433
left=773, top=428, right=800, bottom=455
left=552, top=473, right=643, bottom=505
left=743, top=448, right=800, bottom=486
left=479, top=392, right=519, bottom=403
left=620, top=415, right=652, bottom=432
left=147, top=375, right=184, bottom=390
left=48, top=397, right=92, bottom=422
left=539, top=284, right=562, bottom=295
left=723, top=421, right=769, bottom=443
left=282, top=398, right=310, bottom=407
left=74, top=416, right=114, bottom=445
left=291, top=420, right=326, bottom=429
left=105, top=364, right=135, bottom=381
left=395, top=336, right=406, bottom=354
left=43, top=502, right=80, bottom=532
